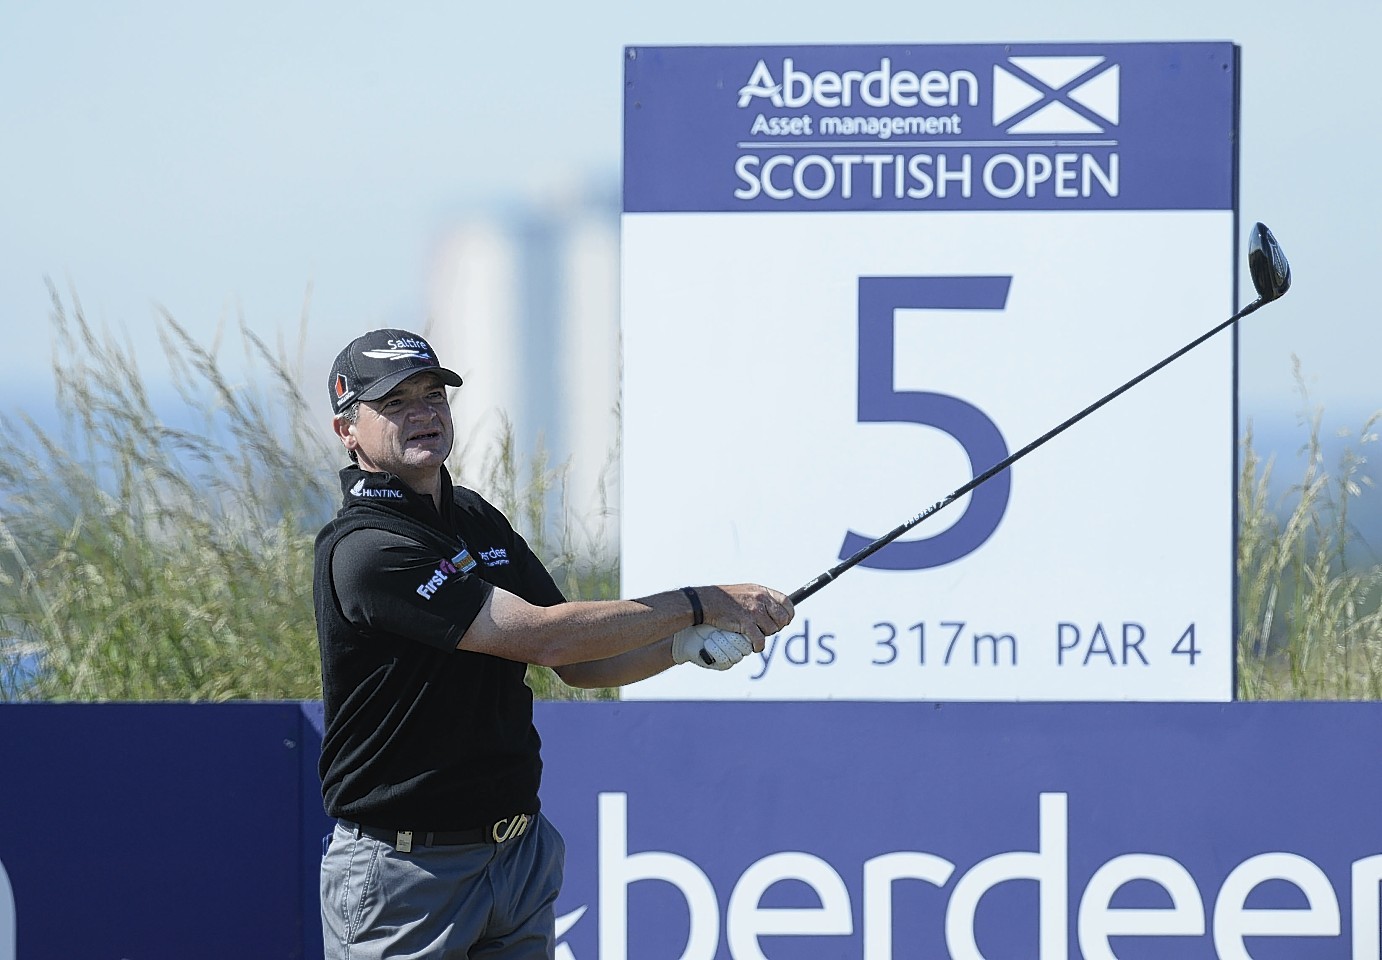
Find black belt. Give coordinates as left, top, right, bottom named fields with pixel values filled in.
left=341, top=813, right=533, bottom=853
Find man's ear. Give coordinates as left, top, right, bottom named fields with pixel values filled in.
left=332, top=416, right=358, bottom=454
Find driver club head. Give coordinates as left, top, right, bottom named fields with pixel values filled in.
left=1247, top=221, right=1291, bottom=302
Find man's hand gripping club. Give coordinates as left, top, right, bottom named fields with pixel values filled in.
left=672, top=624, right=754, bottom=670
left=670, top=584, right=794, bottom=671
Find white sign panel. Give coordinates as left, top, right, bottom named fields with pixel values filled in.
left=621, top=43, right=1240, bottom=701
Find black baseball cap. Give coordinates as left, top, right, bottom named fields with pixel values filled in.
left=328, top=329, right=463, bottom=415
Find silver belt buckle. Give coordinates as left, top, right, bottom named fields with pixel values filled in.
left=396, top=830, right=414, bottom=853
left=490, top=813, right=531, bottom=843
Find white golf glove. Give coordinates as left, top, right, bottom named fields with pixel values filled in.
left=671, top=623, right=754, bottom=671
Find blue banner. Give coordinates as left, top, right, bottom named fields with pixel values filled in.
left=2, top=702, right=1378, bottom=959
left=0, top=703, right=331, bottom=960
left=624, top=43, right=1237, bottom=212
left=541, top=702, right=1382, bottom=959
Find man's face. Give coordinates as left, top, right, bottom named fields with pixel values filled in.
left=337, top=372, right=453, bottom=480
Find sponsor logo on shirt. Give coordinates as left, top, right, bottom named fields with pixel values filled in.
left=479, top=547, right=510, bottom=567
left=416, top=550, right=478, bottom=600
left=350, top=478, right=405, bottom=500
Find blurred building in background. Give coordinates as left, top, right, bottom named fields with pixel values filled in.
left=427, top=182, right=621, bottom=561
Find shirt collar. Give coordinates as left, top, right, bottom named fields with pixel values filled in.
left=338, top=464, right=454, bottom=524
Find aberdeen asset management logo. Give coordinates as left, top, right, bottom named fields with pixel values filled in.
left=992, top=56, right=1119, bottom=134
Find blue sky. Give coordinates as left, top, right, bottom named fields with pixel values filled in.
left=1, top=0, right=1376, bottom=446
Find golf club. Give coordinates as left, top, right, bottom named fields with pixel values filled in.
left=788, top=221, right=1291, bottom=605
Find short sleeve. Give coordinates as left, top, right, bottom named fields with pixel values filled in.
left=330, top=527, right=494, bottom=651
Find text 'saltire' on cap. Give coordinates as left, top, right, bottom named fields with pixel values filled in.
left=328, top=329, right=463, bottom=414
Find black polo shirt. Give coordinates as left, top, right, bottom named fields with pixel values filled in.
left=313, top=465, right=565, bottom=829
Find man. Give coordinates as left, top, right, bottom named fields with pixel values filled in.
left=314, top=329, right=793, bottom=959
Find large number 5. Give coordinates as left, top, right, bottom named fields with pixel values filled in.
left=840, top=276, right=1013, bottom=570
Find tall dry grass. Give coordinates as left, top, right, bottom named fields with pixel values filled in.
left=0, top=291, right=617, bottom=701
left=1237, top=370, right=1382, bottom=698
left=0, top=288, right=335, bottom=699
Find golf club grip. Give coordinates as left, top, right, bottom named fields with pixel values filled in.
left=787, top=296, right=1268, bottom=606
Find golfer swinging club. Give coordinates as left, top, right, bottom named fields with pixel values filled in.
left=314, top=328, right=795, bottom=959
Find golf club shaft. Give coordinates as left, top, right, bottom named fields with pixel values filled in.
left=788, top=295, right=1269, bottom=605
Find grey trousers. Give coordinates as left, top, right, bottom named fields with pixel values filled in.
left=321, top=814, right=565, bottom=960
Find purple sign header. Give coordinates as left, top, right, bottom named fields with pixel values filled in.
left=624, top=42, right=1238, bottom=212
